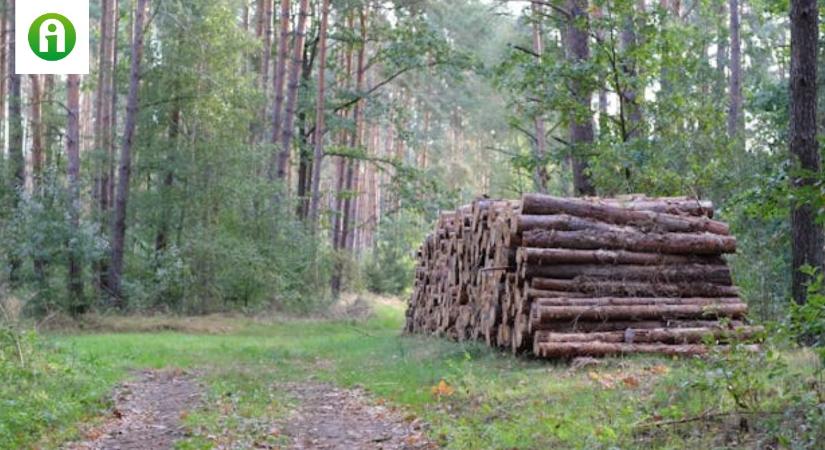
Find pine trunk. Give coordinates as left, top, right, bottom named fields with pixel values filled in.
left=309, top=0, right=331, bottom=227
left=276, top=0, right=309, bottom=182
left=565, top=0, right=596, bottom=196
left=789, top=0, right=824, bottom=304
left=67, top=75, right=84, bottom=309
left=107, top=0, right=149, bottom=303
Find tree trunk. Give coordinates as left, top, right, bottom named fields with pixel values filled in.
left=94, top=0, right=114, bottom=209
left=309, top=0, right=330, bottom=228
left=30, top=75, right=46, bottom=281
left=67, top=74, right=84, bottom=310
left=715, top=1, right=728, bottom=98
left=522, top=228, right=736, bottom=255
left=727, top=0, right=743, bottom=138
left=565, top=0, right=596, bottom=196
left=519, top=195, right=729, bottom=234
left=7, top=0, right=23, bottom=285
left=341, top=9, right=368, bottom=252
left=531, top=303, right=747, bottom=322
left=621, top=2, right=642, bottom=140
left=529, top=278, right=740, bottom=297
left=531, top=2, right=549, bottom=193
left=276, top=0, right=309, bottom=182
left=0, top=1, right=6, bottom=158
left=155, top=105, right=180, bottom=253
left=516, top=247, right=722, bottom=266
left=107, top=0, right=149, bottom=304
left=789, top=0, right=824, bottom=305
left=268, top=0, right=291, bottom=181
left=521, top=263, right=732, bottom=284
left=30, top=76, right=44, bottom=191
left=97, top=0, right=119, bottom=293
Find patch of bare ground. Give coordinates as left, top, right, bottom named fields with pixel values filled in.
left=282, top=382, right=435, bottom=449
left=65, top=369, right=202, bottom=450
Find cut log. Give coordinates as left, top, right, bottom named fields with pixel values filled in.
left=531, top=319, right=747, bottom=332
left=517, top=247, right=723, bottom=266
left=530, top=278, right=739, bottom=297
left=533, top=326, right=763, bottom=344
left=536, top=342, right=720, bottom=357
left=532, top=297, right=743, bottom=307
left=522, top=229, right=737, bottom=255
left=531, top=303, right=748, bottom=323
left=521, top=264, right=732, bottom=284
left=520, top=194, right=729, bottom=235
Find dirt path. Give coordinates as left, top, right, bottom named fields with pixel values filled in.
left=283, top=383, right=434, bottom=449
left=66, top=369, right=202, bottom=450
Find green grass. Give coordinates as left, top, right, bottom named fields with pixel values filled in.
left=1, top=298, right=823, bottom=449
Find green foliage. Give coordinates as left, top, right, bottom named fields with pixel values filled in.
left=364, top=212, right=423, bottom=295
left=0, top=325, right=116, bottom=448
left=790, top=269, right=825, bottom=363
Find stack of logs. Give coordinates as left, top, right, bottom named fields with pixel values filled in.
left=405, top=194, right=760, bottom=358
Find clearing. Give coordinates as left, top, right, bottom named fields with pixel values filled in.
left=6, top=295, right=821, bottom=449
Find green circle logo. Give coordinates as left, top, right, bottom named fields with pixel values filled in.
left=28, top=13, right=76, bottom=61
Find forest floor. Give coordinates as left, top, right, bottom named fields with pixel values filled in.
left=10, top=295, right=821, bottom=449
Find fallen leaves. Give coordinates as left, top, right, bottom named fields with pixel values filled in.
left=431, top=379, right=455, bottom=398
left=587, top=364, right=671, bottom=390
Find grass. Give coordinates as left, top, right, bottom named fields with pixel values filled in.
left=1, top=296, right=823, bottom=449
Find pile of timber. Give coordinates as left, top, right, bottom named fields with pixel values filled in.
left=405, top=194, right=760, bottom=358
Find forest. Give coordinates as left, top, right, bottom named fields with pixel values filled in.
left=0, top=0, right=824, bottom=448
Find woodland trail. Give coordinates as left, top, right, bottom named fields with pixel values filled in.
left=64, top=369, right=202, bottom=450
left=64, top=368, right=433, bottom=449
left=282, top=382, right=434, bottom=449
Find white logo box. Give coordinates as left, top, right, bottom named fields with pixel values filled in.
left=16, top=0, right=90, bottom=75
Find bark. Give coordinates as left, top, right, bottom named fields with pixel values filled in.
left=727, top=0, right=743, bottom=138
left=30, top=76, right=44, bottom=191
left=276, top=0, right=309, bottom=181
left=532, top=297, right=743, bottom=307
left=0, top=1, right=6, bottom=155
left=531, top=2, right=549, bottom=192
left=309, top=0, right=331, bottom=227
left=107, top=0, right=148, bottom=303
left=341, top=9, right=368, bottom=252
left=67, top=75, right=84, bottom=309
left=521, top=263, right=732, bottom=284
left=7, top=0, right=23, bottom=284
left=534, top=326, right=763, bottom=344
left=531, top=303, right=748, bottom=322
left=565, top=0, right=596, bottom=196
left=715, top=1, right=728, bottom=97
left=536, top=342, right=715, bottom=357
left=789, top=0, right=824, bottom=304
left=529, top=278, right=740, bottom=297
left=521, top=227, right=736, bottom=254
left=94, top=0, right=114, bottom=208
left=532, top=319, right=746, bottom=333
left=268, top=0, right=291, bottom=181
left=30, top=75, right=46, bottom=281
left=97, top=0, right=119, bottom=293
left=510, top=213, right=726, bottom=241
left=517, top=247, right=722, bottom=266
left=519, top=194, right=729, bottom=234
left=621, top=2, right=642, bottom=140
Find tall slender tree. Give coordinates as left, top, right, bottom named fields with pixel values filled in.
left=66, top=74, right=84, bottom=307
left=565, top=0, right=596, bottom=196
left=268, top=0, right=291, bottom=181
left=789, top=0, right=824, bottom=304
left=107, top=0, right=149, bottom=302
left=7, top=0, right=23, bottom=284
left=530, top=2, right=549, bottom=193
left=309, top=0, right=331, bottom=227
left=727, top=0, right=743, bottom=138
left=276, top=0, right=310, bottom=182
